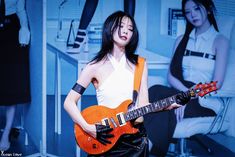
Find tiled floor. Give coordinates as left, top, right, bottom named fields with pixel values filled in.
left=1, top=95, right=235, bottom=157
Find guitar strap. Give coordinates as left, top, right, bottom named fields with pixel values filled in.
left=132, top=56, right=145, bottom=106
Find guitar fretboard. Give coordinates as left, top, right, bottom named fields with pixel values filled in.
left=124, top=95, right=178, bottom=121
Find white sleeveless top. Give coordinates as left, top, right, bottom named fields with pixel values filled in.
left=96, top=54, right=134, bottom=108
left=182, top=26, right=222, bottom=113
left=182, top=26, right=218, bottom=83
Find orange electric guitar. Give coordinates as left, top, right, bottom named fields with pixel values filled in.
left=74, top=81, right=217, bottom=155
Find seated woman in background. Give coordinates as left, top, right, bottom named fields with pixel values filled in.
left=144, top=0, right=229, bottom=156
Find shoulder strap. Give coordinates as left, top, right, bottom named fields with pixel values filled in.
left=132, top=56, right=145, bottom=105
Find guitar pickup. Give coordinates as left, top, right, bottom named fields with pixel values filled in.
left=101, top=118, right=110, bottom=127
left=116, top=113, right=126, bottom=126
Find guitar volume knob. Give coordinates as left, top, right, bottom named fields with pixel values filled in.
left=88, top=136, right=92, bottom=141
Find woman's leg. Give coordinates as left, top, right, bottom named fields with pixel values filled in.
left=78, top=0, right=99, bottom=30
left=68, top=0, right=99, bottom=53
left=124, top=0, right=135, bottom=17
left=0, top=105, right=16, bottom=151
left=184, top=98, right=216, bottom=118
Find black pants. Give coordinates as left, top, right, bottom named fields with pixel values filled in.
left=88, top=124, right=149, bottom=157
left=143, top=85, right=216, bottom=157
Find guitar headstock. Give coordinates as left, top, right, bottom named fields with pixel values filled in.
left=190, top=81, right=218, bottom=97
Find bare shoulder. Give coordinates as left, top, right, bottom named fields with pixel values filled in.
left=86, top=58, right=110, bottom=74
left=215, top=34, right=229, bottom=47
left=214, top=34, right=229, bottom=56
left=80, top=61, right=100, bottom=78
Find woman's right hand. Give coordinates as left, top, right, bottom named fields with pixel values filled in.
left=83, top=123, right=97, bottom=138
left=19, top=27, right=30, bottom=45
left=83, top=123, right=114, bottom=145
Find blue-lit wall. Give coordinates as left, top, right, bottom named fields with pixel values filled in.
left=47, top=0, right=150, bottom=95
left=25, top=0, right=43, bottom=151
left=147, top=0, right=175, bottom=58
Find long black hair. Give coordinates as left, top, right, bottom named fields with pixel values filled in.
left=91, top=10, right=139, bottom=65
left=170, top=0, right=218, bottom=88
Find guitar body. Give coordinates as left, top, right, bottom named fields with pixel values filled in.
left=74, top=81, right=218, bottom=155
left=74, top=99, right=138, bottom=155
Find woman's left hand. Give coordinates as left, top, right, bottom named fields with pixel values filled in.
left=176, top=91, right=191, bottom=105
left=19, top=27, right=30, bottom=45
left=165, top=102, right=182, bottom=110
left=134, top=116, right=144, bottom=125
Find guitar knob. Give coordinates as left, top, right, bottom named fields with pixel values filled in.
left=88, top=137, right=92, bottom=141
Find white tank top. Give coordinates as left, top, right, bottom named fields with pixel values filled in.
left=96, top=54, right=134, bottom=108
left=182, top=26, right=222, bottom=114
left=182, top=26, right=219, bottom=83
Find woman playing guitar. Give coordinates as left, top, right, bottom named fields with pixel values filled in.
left=64, top=11, right=189, bottom=156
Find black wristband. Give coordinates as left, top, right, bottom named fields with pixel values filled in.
left=72, top=83, right=86, bottom=95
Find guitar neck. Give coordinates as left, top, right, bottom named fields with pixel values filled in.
left=125, top=90, right=189, bottom=121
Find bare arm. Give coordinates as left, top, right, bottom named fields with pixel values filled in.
left=167, top=35, right=189, bottom=92
left=16, top=0, right=30, bottom=45
left=133, top=61, right=148, bottom=124
left=64, top=63, right=96, bottom=134
left=137, top=61, right=149, bottom=107
left=213, top=35, right=229, bottom=89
